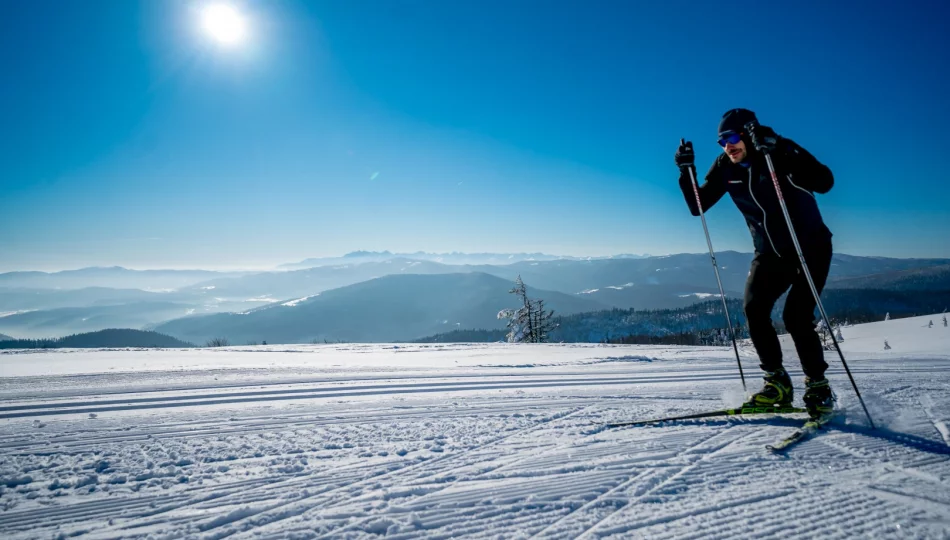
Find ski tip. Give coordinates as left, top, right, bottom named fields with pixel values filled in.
left=765, top=437, right=801, bottom=453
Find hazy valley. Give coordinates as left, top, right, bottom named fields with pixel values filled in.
left=2, top=251, right=948, bottom=345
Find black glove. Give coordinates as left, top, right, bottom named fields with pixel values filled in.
left=745, top=122, right=778, bottom=154
left=675, top=139, right=694, bottom=169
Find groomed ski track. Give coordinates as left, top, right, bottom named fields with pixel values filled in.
left=1, top=329, right=949, bottom=538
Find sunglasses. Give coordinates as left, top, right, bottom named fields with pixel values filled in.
left=718, top=132, right=742, bottom=147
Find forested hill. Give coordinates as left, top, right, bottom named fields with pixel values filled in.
left=0, top=329, right=195, bottom=349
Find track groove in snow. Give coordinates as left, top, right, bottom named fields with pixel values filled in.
left=0, top=375, right=741, bottom=420
left=1, top=321, right=949, bottom=538
left=1, top=398, right=614, bottom=455
left=224, top=407, right=596, bottom=539
left=0, top=376, right=676, bottom=413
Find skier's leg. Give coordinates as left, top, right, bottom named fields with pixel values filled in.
left=743, top=252, right=793, bottom=372
left=783, top=240, right=835, bottom=417
left=782, top=240, right=833, bottom=382
left=743, top=252, right=795, bottom=406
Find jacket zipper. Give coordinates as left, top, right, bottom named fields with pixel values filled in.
left=748, top=167, right=781, bottom=257
left=787, top=173, right=816, bottom=199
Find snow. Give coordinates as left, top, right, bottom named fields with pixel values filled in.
left=601, top=283, right=634, bottom=291
left=244, top=296, right=277, bottom=303
left=0, top=313, right=948, bottom=538
left=679, top=292, right=717, bottom=299
left=796, top=313, right=950, bottom=356
left=281, top=294, right=319, bottom=307
left=582, top=284, right=631, bottom=293
left=0, top=311, right=34, bottom=319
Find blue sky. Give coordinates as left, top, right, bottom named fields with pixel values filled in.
left=2, top=0, right=949, bottom=271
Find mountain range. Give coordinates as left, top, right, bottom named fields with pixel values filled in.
left=0, top=302, right=197, bottom=340
left=823, top=263, right=950, bottom=291
left=2, top=251, right=949, bottom=343
left=277, top=250, right=652, bottom=269
left=152, top=272, right=607, bottom=344
left=0, top=267, right=246, bottom=291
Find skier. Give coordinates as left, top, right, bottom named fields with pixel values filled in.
left=674, top=108, right=835, bottom=420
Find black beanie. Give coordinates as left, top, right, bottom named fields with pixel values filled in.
left=718, top=108, right=758, bottom=136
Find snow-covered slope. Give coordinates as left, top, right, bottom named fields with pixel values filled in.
left=1, top=314, right=948, bottom=538
left=807, top=312, right=950, bottom=356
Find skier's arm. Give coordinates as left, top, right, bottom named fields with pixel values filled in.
left=780, top=138, right=834, bottom=194
left=679, top=159, right=727, bottom=216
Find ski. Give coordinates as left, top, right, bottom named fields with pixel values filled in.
left=605, top=405, right=806, bottom=428
left=766, top=413, right=835, bottom=452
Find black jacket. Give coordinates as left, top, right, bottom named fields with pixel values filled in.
left=679, top=137, right=834, bottom=259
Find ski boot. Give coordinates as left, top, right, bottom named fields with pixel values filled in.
left=743, top=368, right=794, bottom=410
left=803, top=377, right=836, bottom=422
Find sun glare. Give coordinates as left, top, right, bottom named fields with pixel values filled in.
left=202, top=4, right=246, bottom=45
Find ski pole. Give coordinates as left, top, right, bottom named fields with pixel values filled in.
left=682, top=139, right=746, bottom=391
left=748, top=125, right=875, bottom=429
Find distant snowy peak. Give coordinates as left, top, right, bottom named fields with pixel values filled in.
left=579, top=283, right=635, bottom=295
left=678, top=292, right=717, bottom=299
left=282, top=294, right=319, bottom=307
left=278, top=251, right=653, bottom=269
left=343, top=250, right=393, bottom=259
left=244, top=296, right=277, bottom=304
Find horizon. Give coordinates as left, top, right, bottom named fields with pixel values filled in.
left=3, top=1, right=950, bottom=270
left=3, top=248, right=949, bottom=275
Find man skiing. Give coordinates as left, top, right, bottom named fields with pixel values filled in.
left=674, top=108, right=835, bottom=420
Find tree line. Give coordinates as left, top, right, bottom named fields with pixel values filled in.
left=0, top=329, right=194, bottom=349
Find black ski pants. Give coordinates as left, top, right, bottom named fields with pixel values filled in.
left=743, top=240, right=833, bottom=381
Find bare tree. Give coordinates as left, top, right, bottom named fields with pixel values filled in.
left=498, top=275, right=530, bottom=343
left=513, top=275, right=534, bottom=342
left=498, top=275, right=554, bottom=343
left=205, top=337, right=230, bottom=347
left=815, top=320, right=832, bottom=350
left=533, top=298, right=556, bottom=343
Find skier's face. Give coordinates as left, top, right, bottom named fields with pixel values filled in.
left=723, top=138, right=747, bottom=163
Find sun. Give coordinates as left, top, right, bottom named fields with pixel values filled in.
left=201, top=4, right=246, bottom=45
